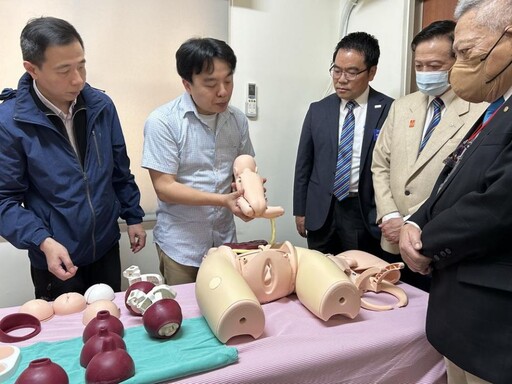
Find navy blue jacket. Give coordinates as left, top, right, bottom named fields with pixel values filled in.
left=293, top=88, right=393, bottom=238
left=0, top=73, right=144, bottom=269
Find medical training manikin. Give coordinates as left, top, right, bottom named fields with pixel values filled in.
left=196, top=155, right=407, bottom=343
left=195, top=242, right=408, bottom=343
left=233, top=154, right=284, bottom=219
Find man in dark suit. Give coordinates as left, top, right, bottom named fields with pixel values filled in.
left=293, top=32, right=393, bottom=256
left=399, top=0, right=512, bottom=382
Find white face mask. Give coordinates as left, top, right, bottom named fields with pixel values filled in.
left=416, top=70, right=450, bottom=96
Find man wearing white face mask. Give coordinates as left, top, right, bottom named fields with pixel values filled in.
left=371, top=20, right=487, bottom=291
left=399, top=0, right=512, bottom=382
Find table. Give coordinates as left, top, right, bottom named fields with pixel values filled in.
left=0, top=283, right=446, bottom=383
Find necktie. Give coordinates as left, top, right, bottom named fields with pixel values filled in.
left=333, top=100, right=356, bottom=201
left=483, top=96, right=505, bottom=123
left=419, top=97, right=444, bottom=153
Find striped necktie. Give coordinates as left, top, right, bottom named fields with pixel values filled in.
left=333, top=100, right=356, bottom=201
left=419, top=97, right=444, bottom=153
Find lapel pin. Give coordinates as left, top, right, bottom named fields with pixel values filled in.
left=409, top=119, right=415, bottom=128
left=504, top=106, right=509, bottom=112
left=375, top=105, right=382, bottom=108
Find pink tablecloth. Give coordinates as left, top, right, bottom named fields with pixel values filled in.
left=0, top=283, right=446, bottom=384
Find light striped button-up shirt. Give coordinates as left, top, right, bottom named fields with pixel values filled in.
left=142, top=92, right=254, bottom=266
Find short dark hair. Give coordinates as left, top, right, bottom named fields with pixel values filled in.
left=411, top=20, right=456, bottom=54
left=20, top=16, right=84, bottom=67
left=332, top=32, right=380, bottom=68
left=176, top=37, right=237, bottom=83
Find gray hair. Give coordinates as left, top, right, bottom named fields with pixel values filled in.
left=454, top=0, right=512, bottom=32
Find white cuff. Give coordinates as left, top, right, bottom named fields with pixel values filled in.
left=382, top=211, right=403, bottom=222
left=404, top=220, right=421, bottom=231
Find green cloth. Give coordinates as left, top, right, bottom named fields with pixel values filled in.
left=7, top=316, right=237, bottom=383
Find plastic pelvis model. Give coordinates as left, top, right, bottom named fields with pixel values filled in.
left=328, top=250, right=409, bottom=311
left=196, top=241, right=366, bottom=343
left=196, top=244, right=410, bottom=343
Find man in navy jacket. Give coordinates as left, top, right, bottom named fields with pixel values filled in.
left=294, top=32, right=393, bottom=255
left=0, top=17, right=146, bottom=300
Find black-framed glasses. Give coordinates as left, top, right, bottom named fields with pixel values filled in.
left=329, top=65, right=368, bottom=81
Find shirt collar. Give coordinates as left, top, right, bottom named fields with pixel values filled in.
left=341, top=86, right=370, bottom=109
left=503, top=86, right=512, bottom=101
left=428, top=87, right=456, bottom=107
left=33, top=80, right=76, bottom=118
left=181, top=92, right=231, bottom=126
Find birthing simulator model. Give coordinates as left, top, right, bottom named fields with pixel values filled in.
left=195, top=243, right=408, bottom=343
left=196, top=154, right=407, bottom=343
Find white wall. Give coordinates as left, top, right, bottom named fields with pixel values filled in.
left=0, top=0, right=416, bottom=307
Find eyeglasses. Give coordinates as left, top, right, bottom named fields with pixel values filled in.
left=329, top=65, right=368, bottom=81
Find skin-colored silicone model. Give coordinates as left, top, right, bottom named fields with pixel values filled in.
left=82, top=300, right=121, bottom=326
left=294, top=247, right=361, bottom=321
left=328, top=250, right=408, bottom=310
left=195, top=245, right=266, bottom=343
left=233, top=155, right=284, bottom=219
left=235, top=242, right=297, bottom=304
left=0, top=345, right=21, bottom=382
left=335, top=250, right=401, bottom=283
left=195, top=241, right=362, bottom=342
left=53, top=292, right=87, bottom=316
left=196, top=243, right=409, bottom=343
left=19, top=299, right=54, bottom=322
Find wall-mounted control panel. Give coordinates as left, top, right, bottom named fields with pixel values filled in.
left=245, top=82, right=257, bottom=118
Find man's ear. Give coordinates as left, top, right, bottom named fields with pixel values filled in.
left=505, top=25, right=512, bottom=37
left=23, top=61, right=38, bottom=79
left=368, top=65, right=377, bottom=82
left=182, top=78, right=192, bottom=93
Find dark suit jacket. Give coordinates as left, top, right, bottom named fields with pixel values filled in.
left=410, top=95, right=512, bottom=384
left=293, top=87, right=393, bottom=238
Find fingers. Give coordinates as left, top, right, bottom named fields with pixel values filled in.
left=130, top=232, right=147, bottom=253
left=296, top=222, right=306, bottom=237
left=399, top=224, right=430, bottom=274
left=234, top=210, right=254, bottom=222
left=49, top=258, right=77, bottom=281
left=127, top=224, right=147, bottom=253
left=295, top=216, right=307, bottom=237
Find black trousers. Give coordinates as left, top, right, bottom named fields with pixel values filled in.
left=30, top=242, right=121, bottom=300
left=307, top=195, right=381, bottom=256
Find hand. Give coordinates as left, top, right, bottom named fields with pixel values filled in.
left=379, top=217, right=404, bottom=244
left=40, top=237, right=78, bottom=280
left=225, top=189, right=253, bottom=222
left=295, top=216, right=307, bottom=238
left=127, top=223, right=147, bottom=253
left=399, top=224, right=431, bottom=275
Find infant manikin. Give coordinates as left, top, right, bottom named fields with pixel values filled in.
left=233, top=155, right=284, bottom=219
